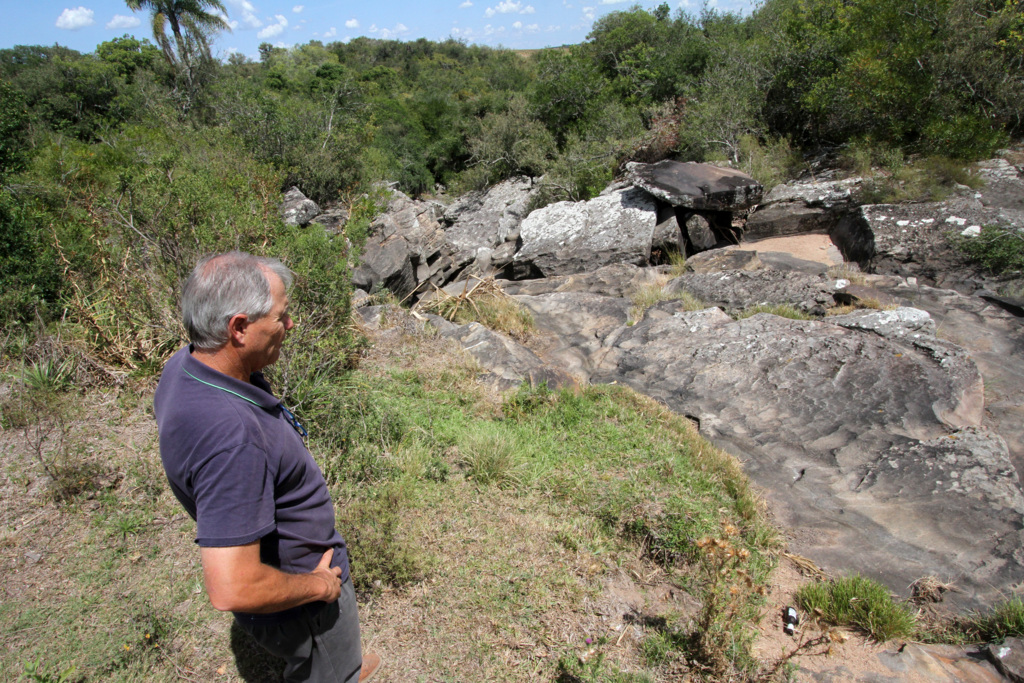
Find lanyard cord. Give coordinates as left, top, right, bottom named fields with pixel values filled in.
left=182, top=366, right=307, bottom=439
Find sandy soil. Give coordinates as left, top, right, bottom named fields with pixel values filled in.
left=731, top=233, right=845, bottom=266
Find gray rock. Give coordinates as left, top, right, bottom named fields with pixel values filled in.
left=651, top=205, right=683, bottom=255
left=438, top=321, right=577, bottom=392
left=281, top=186, right=321, bottom=226
left=685, top=213, right=717, bottom=251
left=625, top=160, right=763, bottom=211
left=830, top=194, right=1023, bottom=291
left=310, top=205, right=348, bottom=234
left=664, top=268, right=838, bottom=313
left=744, top=202, right=837, bottom=240
left=829, top=307, right=937, bottom=339
left=581, top=309, right=1012, bottom=606
left=685, top=249, right=763, bottom=273
left=443, top=176, right=538, bottom=276
left=498, top=263, right=663, bottom=299
left=762, top=177, right=862, bottom=208
left=988, top=637, right=1024, bottom=683
left=512, top=187, right=657, bottom=279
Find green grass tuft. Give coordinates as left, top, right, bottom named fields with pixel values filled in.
left=795, top=575, right=917, bottom=641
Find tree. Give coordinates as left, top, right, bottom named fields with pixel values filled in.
left=125, top=0, right=230, bottom=109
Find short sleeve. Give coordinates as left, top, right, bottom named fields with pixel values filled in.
left=191, top=443, right=277, bottom=547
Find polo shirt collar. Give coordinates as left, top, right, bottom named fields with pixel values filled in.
left=181, top=345, right=280, bottom=410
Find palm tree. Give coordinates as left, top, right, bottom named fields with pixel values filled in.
left=125, top=0, right=231, bottom=78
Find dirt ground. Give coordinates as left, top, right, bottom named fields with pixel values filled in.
left=731, top=233, right=846, bottom=266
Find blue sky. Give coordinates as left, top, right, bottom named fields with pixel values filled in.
left=4, top=1, right=757, bottom=60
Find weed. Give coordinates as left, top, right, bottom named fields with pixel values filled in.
left=795, top=575, right=916, bottom=641
left=736, top=304, right=813, bottom=321
left=20, top=659, right=79, bottom=683
left=826, top=264, right=868, bottom=286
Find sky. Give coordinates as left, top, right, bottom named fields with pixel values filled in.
left=4, top=0, right=757, bottom=61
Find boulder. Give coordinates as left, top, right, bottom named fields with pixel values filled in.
left=831, top=190, right=1023, bottom=293
left=281, top=186, right=321, bottom=226
left=512, top=187, right=657, bottom=279
left=310, top=205, right=349, bottom=234
left=744, top=177, right=862, bottom=241
left=497, top=262, right=664, bottom=299
left=625, top=160, right=763, bottom=211
left=684, top=213, right=717, bottom=251
left=651, top=205, right=683, bottom=256
left=744, top=203, right=837, bottom=240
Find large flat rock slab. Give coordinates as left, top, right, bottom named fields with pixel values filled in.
left=625, top=160, right=763, bottom=211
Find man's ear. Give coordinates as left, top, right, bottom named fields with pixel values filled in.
left=226, top=313, right=249, bottom=346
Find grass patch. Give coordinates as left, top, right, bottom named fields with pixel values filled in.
left=795, top=575, right=917, bottom=642
left=735, top=304, right=813, bottom=321
left=920, top=597, right=1024, bottom=644
left=628, top=280, right=705, bottom=323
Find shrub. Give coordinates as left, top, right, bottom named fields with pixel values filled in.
left=954, top=225, right=1024, bottom=275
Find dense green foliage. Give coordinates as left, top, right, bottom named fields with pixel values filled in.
left=0, top=0, right=1021, bottom=346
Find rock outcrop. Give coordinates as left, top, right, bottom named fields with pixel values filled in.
left=345, top=153, right=1024, bottom=610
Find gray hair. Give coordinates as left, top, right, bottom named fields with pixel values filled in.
left=182, top=251, right=294, bottom=350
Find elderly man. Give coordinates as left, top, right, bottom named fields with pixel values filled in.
left=154, top=251, right=381, bottom=682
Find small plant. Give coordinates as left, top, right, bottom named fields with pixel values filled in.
left=21, top=658, right=78, bottom=683
left=21, top=358, right=75, bottom=393
left=922, top=597, right=1024, bottom=644
left=795, top=575, right=916, bottom=641
left=736, top=304, right=813, bottom=321
left=457, top=423, right=528, bottom=488
left=688, top=524, right=769, bottom=677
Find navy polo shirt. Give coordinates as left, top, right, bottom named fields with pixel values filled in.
left=154, top=346, right=349, bottom=620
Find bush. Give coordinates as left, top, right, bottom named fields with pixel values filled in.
left=954, top=225, right=1024, bottom=275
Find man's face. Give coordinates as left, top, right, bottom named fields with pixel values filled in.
left=244, top=271, right=294, bottom=371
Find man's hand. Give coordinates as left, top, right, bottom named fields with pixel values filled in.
left=201, top=542, right=342, bottom=613
left=311, top=548, right=343, bottom=603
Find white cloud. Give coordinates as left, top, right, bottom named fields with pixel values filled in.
left=292, top=4, right=304, bottom=12
left=583, top=6, right=595, bottom=19
left=345, top=18, right=359, bottom=28
left=484, top=0, right=534, bottom=17
left=599, top=0, right=629, bottom=4
left=323, top=26, right=337, bottom=37
left=525, top=23, right=539, bottom=30
left=106, top=14, right=140, bottom=30
left=369, top=22, right=409, bottom=39
left=56, top=7, right=95, bottom=30
left=257, top=14, right=288, bottom=39
left=227, top=0, right=263, bottom=28
left=513, top=20, right=522, bottom=28
left=460, top=0, right=473, bottom=6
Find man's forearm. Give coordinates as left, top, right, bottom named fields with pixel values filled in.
left=201, top=544, right=342, bottom=613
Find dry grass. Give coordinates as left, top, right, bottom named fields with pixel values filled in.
left=628, top=277, right=706, bottom=324
left=416, top=277, right=536, bottom=343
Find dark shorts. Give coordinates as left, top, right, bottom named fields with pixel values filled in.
left=235, top=578, right=362, bottom=683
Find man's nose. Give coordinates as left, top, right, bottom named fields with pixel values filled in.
left=285, top=315, right=295, bottom=330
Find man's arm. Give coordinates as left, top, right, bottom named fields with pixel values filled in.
left=200, top=543, right=342, bottom=613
